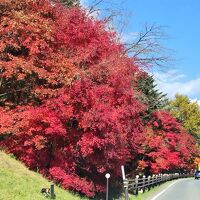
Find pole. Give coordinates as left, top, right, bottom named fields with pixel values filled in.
left=106, top=178, right=109, bottom=200
left=121, top=165, right=129, bottom=200
left=105, top=173, right=110, bottom=200
left=121, top=165, right=126, bottom=180
left=124, top=179, right=129, bottom=200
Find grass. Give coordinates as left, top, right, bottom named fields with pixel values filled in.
left=0, top=151, right=88, bottom=200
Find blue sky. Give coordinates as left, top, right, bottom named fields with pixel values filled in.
left=81, top=0, right=200, bottom=103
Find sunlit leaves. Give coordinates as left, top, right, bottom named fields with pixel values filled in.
left=0, top=0, right=198, bottom=197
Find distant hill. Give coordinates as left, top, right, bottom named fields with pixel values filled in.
left=0, top=151, right=87, bottom=200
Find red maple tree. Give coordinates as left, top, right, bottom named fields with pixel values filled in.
left=0, top=0, right=197, bottom=197
left=137, top=111, right=197, bottom=174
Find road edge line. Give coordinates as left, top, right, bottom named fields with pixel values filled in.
left=149, top=179, right=184, bottom=200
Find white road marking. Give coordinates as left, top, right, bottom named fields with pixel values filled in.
left=150, top=179, right=186, bottom=200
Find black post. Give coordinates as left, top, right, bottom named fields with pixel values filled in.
left=50, top=184, right=55, bottom=199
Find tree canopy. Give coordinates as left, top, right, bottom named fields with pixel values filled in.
left=0, top=0, right=197, bottom=197
left=136, top=73, right=168, bottom=119
left=169, top=94, right=200, bottom=144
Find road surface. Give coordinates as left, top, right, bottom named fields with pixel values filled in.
left=150, top=178, right=200, bottom=200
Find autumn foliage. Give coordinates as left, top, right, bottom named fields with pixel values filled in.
left=0, top=0, right=197, bottom=197
left=137, top=111, right=197, bottom=174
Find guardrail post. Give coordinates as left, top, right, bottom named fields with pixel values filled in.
left=166, top=174, right=169, bottom=181
left=124, top=179, right=129, bottom=200
left=158, top=174, right=161, bottom=185
left=155, top=175, right=158, bottom=186
left=168, top=174, right=171, bottom=181
left=152, top=174, right=155, bottom=187
left=135, top=175, right=139, bottom=195
left=163, top=174, right=165, bottom=182
left=142, top=175, right=146, bottom=193
left=147, top=175, right=151, bottom=191
left=159, top=174, right=162, bottom=184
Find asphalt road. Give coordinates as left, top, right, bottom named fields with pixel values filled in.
left=150, top=178, right=200, bottom=200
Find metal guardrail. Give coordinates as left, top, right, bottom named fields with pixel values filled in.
left=121, top=166, right=193, bottom=200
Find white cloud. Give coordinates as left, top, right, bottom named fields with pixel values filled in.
left=153, top=70, right=200, bottom=100
left=191, top=99, right=200, bottom=106
left=153, top=69, right=185, bottom=83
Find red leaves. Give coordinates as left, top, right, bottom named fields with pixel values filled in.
left=152, top=111, right=181, bottom=131
left=55, top=7, right=122, bottom=65
left=49, top=167, right=95, bottom=197
left=0, top=0, right=78, bottom=106
left=138, top=111, right=197, bottom=174
left=0, top=0, right=197, bottom=197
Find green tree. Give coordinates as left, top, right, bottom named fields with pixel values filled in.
left=169, top=94, right=200, bottom=143
left=137, top=74, right=168, bottom=119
